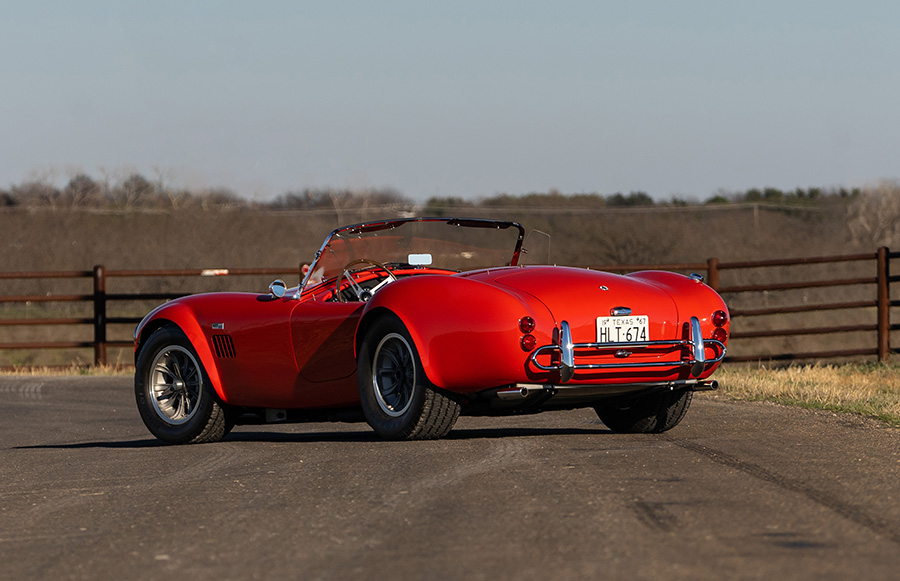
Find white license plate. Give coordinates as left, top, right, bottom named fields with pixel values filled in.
left=596, top=315, right=649, bottom=343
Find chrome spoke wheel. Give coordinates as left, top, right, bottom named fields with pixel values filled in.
left=149, top=345, right=203, bottom=425
left=372, top=333, right=415, bottom=417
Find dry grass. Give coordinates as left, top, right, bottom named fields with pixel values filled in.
left=0, top=363, right=132, bottom=376
left=715, top=362, right=900, bottom=427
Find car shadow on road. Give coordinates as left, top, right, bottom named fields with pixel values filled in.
left=446, top=426, right=613, bottom=439
left=13, top=425, right=614, bottom=449
left=227, top=425, right=614, bottom=442
left=13, top=439, right=168, bottom=449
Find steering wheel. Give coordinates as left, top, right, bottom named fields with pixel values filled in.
left=335, top=259, right=397, bottom=302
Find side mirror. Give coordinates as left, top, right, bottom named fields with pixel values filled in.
left=268, top=279, right=286, bottom=298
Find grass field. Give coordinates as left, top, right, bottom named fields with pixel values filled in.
left=716, top=362, right=900, bottom=427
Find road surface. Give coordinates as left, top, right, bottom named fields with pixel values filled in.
left=1, top=375, right=898, bottom=580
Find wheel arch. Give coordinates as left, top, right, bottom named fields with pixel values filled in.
left=355, top=306, right=398, bottom=359
left=134, top=304, right=226, bottom=401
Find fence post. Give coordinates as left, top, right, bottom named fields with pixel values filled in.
left=877, top=247, right=890, bottom=362
left=706, top=257, right=720, bottom=291
left=93, top=264, right=107, bottom=366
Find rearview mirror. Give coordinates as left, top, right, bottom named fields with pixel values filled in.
left=408, top=253, right=433, bottom=266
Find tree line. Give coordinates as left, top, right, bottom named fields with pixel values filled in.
left=0, top=171, right=864, bottom=211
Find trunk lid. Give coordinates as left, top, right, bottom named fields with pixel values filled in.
left=468, top=266, right=681, bottom=344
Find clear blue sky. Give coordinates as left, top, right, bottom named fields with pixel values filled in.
left=2, top=1, right=898, bottom=201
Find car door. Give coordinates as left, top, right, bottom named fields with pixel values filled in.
left=289, top=300, right=365, bottom=407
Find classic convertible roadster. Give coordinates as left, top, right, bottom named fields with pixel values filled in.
left=134, top=217, right=728, bottom=444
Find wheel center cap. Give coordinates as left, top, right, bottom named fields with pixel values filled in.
left=173, top=378, right=185, bottom=390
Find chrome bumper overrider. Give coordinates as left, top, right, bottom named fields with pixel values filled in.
left=529, top=317, right=726, bottom=383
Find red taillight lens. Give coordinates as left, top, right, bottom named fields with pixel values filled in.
left=520, top=334, right=537, bottom=351
left=519, top=316, right=535, bottom=334
left=712, top=327, right=728, bottom=343
left=712, top=310, right=728, bottom=327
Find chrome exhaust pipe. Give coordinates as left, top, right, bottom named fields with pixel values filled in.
left=692, top=380, right=718, bottom=392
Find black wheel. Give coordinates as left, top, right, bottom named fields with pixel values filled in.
left=357, top=315, right=461, bottom=440
left=595, top=388, right=692, bottom=434
left=135, top=325, right=232, bottom=444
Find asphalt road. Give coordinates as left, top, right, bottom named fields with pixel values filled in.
left=1, top=376, right=899, bottom=581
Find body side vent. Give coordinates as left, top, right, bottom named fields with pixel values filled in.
left=211, top=334, right=236, bottom=358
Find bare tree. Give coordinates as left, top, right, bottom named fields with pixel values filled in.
left=111, top=173, right=156, bottom=209
left=846, top=180, right=900, bottom=247
left=62, top=174, right=102, bottom=208
left=9, top=180, right=60, bottom=207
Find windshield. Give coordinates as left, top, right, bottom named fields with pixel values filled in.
left=301, top=218, right=524, bottom=290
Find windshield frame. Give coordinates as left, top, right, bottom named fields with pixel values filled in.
left=299, top=217, right=525, bottom=293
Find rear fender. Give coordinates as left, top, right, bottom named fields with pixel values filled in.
left=358, top=275, right=554, bottom=390
left=626, top=271, right=729, bottom=326
left=626, top=271, right=730, bottom=372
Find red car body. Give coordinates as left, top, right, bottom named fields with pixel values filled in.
left=133, top=218, right=728, bottom=444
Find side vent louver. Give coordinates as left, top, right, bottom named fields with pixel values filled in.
left=211, top=334, right=236, bottom=358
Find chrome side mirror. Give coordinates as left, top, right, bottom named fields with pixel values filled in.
left=268, top=279, right=286, bottom=298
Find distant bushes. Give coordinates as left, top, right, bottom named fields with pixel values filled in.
left=2, top=173, right=244, bottom=210
left=716, top=186, right=860, bottom=205
left=267, top=187, right=414, bottom=213
left=0, top=171, right=864, bottom=212
left=0, top=173, right=415, bottom=212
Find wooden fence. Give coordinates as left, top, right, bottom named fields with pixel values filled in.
left=0, top=248, right=898, bottom=367
left=0, top=266, right=303, bottom=367
left=589, top=247, right=898, bottom=363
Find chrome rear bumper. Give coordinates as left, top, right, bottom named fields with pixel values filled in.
left=530, top=316, right=726, bottom=382
left=496, top=378, right=718, bottom=400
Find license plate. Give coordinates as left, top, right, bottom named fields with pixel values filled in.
left=596, top=315, right=649, bottom=343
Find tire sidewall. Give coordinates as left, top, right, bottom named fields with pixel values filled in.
left=135, top=325, right=218, bottom=444
left=357, top=316, right=428, bottom=439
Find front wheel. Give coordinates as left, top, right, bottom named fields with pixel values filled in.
left=357, top=316, right=460, bottom=440
left=135, top=325, right=232, bottom=444
left=595, top=388, right=692, bottom=434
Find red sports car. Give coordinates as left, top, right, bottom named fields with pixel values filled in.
left=134, top=217, right=728, bottom=444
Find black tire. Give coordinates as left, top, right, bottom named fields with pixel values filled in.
left=595, top=388, right=692, bottom=434
left=357, top=315, right=461, bottom=440
left=135, top=325, right=232, bottom=444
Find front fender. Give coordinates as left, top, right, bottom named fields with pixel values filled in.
left=359, top=275, right=555, bottom=391
left=134, top=300, right=227, bottom=402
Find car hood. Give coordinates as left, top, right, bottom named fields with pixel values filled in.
left=463, top=266, right=681, bottom=342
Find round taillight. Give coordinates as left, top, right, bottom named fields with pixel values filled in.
left=712, top=310, right=728, bottom=327
left=712, top=327, right=728, bottom=343
left=520, top=334, right=537, bottom=351
left=519, top=316, right=535, bottom=334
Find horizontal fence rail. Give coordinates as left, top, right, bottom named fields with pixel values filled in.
left=0, top=249, right=897, bottom=367
left=0, top=266, right=304, bottom=366
left=586, top=247, right=898, bottom=363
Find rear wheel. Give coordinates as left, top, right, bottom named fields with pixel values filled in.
left=595, top=388, right=692, bottom=434
left=135, top=325, right=232, bottom=444
left=357, top=316, right=460, bottom=440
